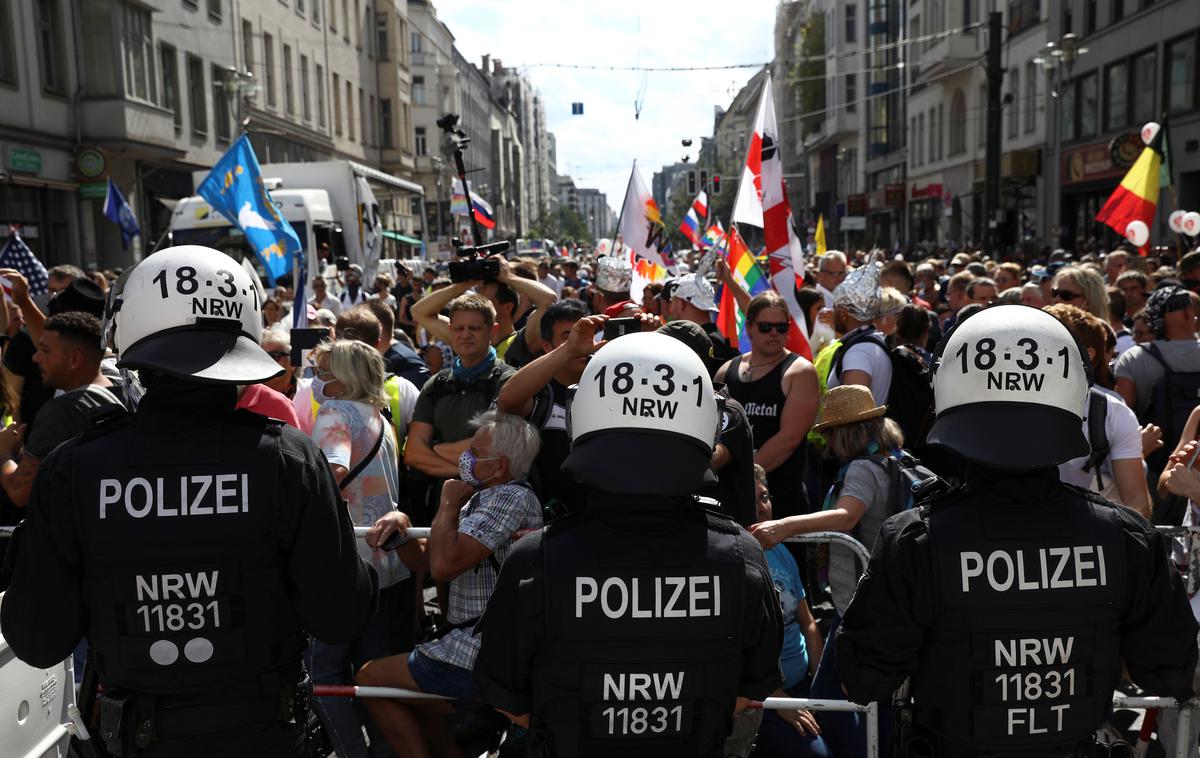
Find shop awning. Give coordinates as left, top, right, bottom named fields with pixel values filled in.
left=381, top=230, right=423, bottom=246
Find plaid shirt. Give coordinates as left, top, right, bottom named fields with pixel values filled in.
left=418, top=481, right=542, bottom=670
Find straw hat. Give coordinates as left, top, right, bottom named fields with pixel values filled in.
left=812, top=385, right=887, bottom=433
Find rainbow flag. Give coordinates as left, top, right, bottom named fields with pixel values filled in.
left=717, top=227, right=770, bottom=353
left=699, top=220, right=725, bottom=251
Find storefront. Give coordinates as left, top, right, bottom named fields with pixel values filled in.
left=908, top=182, right=944, bottom=245
left=1058, top=133, right=1139, bottom=251
left=0, top=142, right=81, bottom=265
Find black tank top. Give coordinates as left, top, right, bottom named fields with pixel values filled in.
left=723, top=353, right=810, bottom=516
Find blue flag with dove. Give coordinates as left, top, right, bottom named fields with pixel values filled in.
left=197, top=135, right=301, bottom=286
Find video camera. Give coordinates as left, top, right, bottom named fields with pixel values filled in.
left=448, top=238, right=509, bottom=283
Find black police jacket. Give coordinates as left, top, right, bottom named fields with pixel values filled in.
left=0, top=379, right=378, bottom=696
left=473, top=492, right=783, bottom=758
left=836, top=465, right=1198, bottom=754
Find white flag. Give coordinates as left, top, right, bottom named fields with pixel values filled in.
left=616, top=164, right=676, bottom=271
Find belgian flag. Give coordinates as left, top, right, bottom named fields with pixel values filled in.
left=1096, top=123, right=1165, bottom=255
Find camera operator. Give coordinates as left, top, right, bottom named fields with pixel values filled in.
left=410, top=255, right=556, bottom=366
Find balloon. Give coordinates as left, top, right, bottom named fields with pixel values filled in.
left=1184, top=212, right=1200, bottom=237
left=595, top=239, right=613, bottom=256
left=1125, top=220, right=1150, bottom=247
left=1141, top=122, right=1161, bottom=145
left=1170, top=210, right=1189, bottom=234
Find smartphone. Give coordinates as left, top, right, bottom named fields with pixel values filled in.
left=290, top=327, right=329, bottom=367
left=603, top=317, right=640, bottom=341
left=380, top=532, right=408, bottom=551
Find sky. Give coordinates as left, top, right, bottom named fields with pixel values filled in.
left=436, top=0, right=778, bottom=219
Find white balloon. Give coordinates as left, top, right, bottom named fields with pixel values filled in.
left=1184, top=212, right=1200, bottom=237
left=1125, top=220, right=1150, bottom=247
left=1170, top=210, right=1189, bottom=234
left=1141, top=122, right=1161, bottom=145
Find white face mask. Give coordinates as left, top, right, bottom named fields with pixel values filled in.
left=311, top=375, right=337, bottom=404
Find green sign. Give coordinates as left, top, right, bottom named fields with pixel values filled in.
left=7, top=147, right=42, bottom=174
left=77, top=148, right=106, bottom=179
left=79, top=182, right=107, bottom=199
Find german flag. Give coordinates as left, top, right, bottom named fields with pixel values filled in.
left=1096, top=123, right=1164, bottom=255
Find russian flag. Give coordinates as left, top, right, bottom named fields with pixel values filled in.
left=679, top=208, right=701, bottom=245
left=471, top=194, right=496, bottom=230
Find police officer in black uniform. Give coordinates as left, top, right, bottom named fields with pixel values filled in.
left=473, top=329, right=783, bottom=757
left=1, top=245, right=378, bottom=757
left=836, top=305, right=1198, bottom=757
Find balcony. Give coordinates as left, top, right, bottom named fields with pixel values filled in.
left=80, top=98, right=180, bottom=151
left=916, top=30, right=979, bottom=81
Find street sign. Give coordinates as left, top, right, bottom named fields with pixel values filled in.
left=841, top=216, right=866, bottom=231
left=79, top=182, right=107, bottom=199
left=7, top=147, right=41, bottom=174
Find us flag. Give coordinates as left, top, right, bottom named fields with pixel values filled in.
left=0, top=230, right=49, bottom=296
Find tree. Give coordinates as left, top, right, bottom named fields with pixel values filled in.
left=793, top=14, right=826, bottom=139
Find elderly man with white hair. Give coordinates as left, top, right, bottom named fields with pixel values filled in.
left=357, top=410, right=543, bottom=755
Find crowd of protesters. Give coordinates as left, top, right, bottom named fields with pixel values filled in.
left=4, top=239, right=1200, bottom=757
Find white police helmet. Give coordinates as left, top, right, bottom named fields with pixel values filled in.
left=563, top=331, right=718, bottom=495
left=928, top=305, right=1088, bottom=468
left=110, top=245, right=283, bottom=384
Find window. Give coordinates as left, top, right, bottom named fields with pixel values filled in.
left=329, top=0, right=336, bottom=31
left=0, top=0, right=16, bottom=84
left=397, top=16, right=408, bottom=66
left=342, top=0, right=349, bottom=42
left=1132, top=51, right=1156, bottom=124
left=296, top=0, right=305, bottom=17
left=283, top=44, right=294, bottom=114
left=1025, top=61, right=1037, bottom=133
left=1085, top=0, right=1097, bottom=33
left=312, top=0, right=319, bottom=25
left=316, top=64, right=326, bottom=126
left=346, top=80, right=354, bottom=140
left=910, top=117, right=918, bottom=165
left=412, top=75, right=426, bottom=106
left=368, top=95, right=375, bottom=144
left=1112, top=0, right=1126, bottom=24
left=241, top=20, right=253, bottom=75
left=845, top=73, right=857, bottom=113
left=414, top=124, right=424, bottom=155
left=35, top=0, right=67, bottom=95
left=1007, top=68, right=1020, bottom=138
left=187, top=54, right=207, bottom=135
left=332, top=72, right=341, bottom=135
left=1061, top=78, right=1077, bottom=140
left=917, top=113, right=925, bottom=164
left=381, top=99, right=394, bottom=148
left=1078, top=71, right=1098, bottom=138
left=123, top=4, right=156, bottom=103
left=937, top=103, right=945, bottom=160
left=300, top=54, right=311, bottom=120
left=928, top=107, right=936, bottom=162
left=962, top=0, right=973, bottom=25
left=845, top=4, right=857, bottom=44
left=353, top=0, right=359, bottom=46
left=950, top=89, right=967, bottom=154
left=160, top=44, right=181, bottom=131
left=1166, top=35, right=1196, bottom=113
left=401, top=102, right=411, bottom=151
left=1104, top=61, right=1128, bottom=131
left=1007, top=0, right=1040, bottom=36
left=376, top=12, right=388, bottom=60
left=212, top=64, right=231, bottom=142
left=359, top=86, right=366, bottom=144
left=979, top=84, right=988, bottom=146
left=264, top=33, right=276, bottom=106
left=208, top=0, right=222, bottom=20
left=411, top=29, right=421, bottom=64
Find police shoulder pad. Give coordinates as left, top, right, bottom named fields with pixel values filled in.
left=80, top=407, right=132, bottom=440
left=230, top=408, right=286, bottom=437
left=1060, top=481, right=1120, bottom=510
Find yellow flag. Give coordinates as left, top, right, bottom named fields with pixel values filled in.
left=815, top=214, right=827, bottom=256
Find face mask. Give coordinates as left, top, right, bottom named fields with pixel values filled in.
left=311, top=376, right=336, bottom=404
left=458, top=449, right=500, bottom=487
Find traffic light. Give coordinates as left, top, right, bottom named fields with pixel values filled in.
left=687, top=170, right=697, bottom=195
left=700, top=170, right=708, bottom=191
left=712, top=174, right=721, bottom=195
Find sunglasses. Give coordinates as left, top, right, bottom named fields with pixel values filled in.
left=755, top=321, right=790, bottom=334
left=1051, top=288, right=1082, bottom=301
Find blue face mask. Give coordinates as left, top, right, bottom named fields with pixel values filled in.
left=311, top=376, right=336, bottom=404
left=458, top=449, right=500, bottom=487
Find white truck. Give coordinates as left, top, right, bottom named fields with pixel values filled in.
left=169, top=160, right=424, bottom=287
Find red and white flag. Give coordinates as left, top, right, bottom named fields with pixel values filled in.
left=731, top=73, right=811, bottom=360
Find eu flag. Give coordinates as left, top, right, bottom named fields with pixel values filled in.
left=102, top=178, right=141, bottom=250
left=196, top=135, right=301, bottom=286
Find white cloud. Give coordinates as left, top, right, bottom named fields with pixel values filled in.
left=435, top=0, right=777, bottom=220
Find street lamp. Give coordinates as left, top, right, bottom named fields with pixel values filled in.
left=217, top=67, right=260, bottom=132
left=1035, top=33, right=1089, bottom=248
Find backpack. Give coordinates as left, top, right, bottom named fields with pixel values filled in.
left=826, top=448, right=940, bottom=522
left=1142, top=344, right=1200, bottom=476
left=1081, top=388, right=1110, bottom=492
left=832, top=327, right=936, bottom=447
